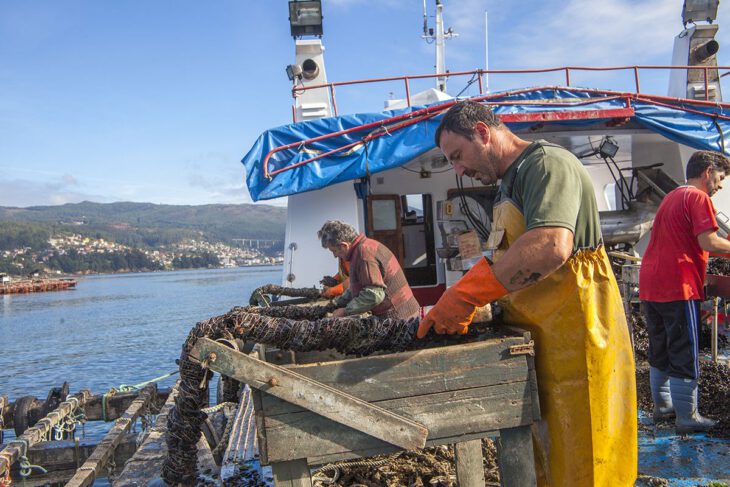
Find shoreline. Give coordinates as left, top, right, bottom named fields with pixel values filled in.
left=2, top=263, right=284, bottom=280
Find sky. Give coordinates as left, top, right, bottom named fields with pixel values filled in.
left=2, top=0, right=730, bottom=208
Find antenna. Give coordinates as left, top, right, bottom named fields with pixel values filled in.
left=484, top=11, right=489, bottom=93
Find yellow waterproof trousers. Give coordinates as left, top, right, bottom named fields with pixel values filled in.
left=491, top=200, right=637, bottom=486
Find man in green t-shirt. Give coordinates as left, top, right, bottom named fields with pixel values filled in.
left=417, top=101, right=637, bottom=487
left=496, top=141, right=601, bottom=251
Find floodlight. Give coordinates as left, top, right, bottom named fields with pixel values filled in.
left=289, top=1, right=323, bottom=38
left=286, top=64, right=303, bottom=81
left=599, top=137, right=620, bottom=159
left=682, top=0, right=719, bottom=25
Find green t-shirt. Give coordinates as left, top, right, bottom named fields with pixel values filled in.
left=497, top=140, right=602, bottom=251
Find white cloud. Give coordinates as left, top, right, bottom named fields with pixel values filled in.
left=495, top=0, right=678, bottom=68
left=0, top=178, right=115, bottom=207
left=444, top=0, right=489, bottom=42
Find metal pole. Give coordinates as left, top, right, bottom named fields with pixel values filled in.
left=484, top=11, right=489, bottom=93
left=712, top=297, right=719, bottom=362
left=435, top=0, right=446, bottom=92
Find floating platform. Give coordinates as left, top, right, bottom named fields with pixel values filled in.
left=0, top=278, right=77, bottom=295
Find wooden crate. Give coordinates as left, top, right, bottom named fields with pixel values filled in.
left=255, top=330, right=540, bottom=486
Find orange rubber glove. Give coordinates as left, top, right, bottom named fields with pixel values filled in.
left=417, top=258, right=508, bottom=338
left=321, top=282, right=345, bottom=298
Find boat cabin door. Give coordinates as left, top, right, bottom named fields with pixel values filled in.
left=367, top=195, right=404, bottom=266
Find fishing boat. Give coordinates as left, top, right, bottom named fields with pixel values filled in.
left=1, top=1, right=729, bottom=486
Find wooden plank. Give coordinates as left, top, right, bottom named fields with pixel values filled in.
left=263, top=381, right=534, bottom=464
left=264, top=337, right=530, bottom=415
left=526, top=355, right=541, bottom=422
left=191, top=338, right=429, bottom=451
left=288, top=430, right=500, bottom=467
left=497, top=426, right=536, bottom=487
left=66, top=385, right=155, bottom=487
left=253, top=345, right=270, bottom=465
left=8, top=435, right=137, bottom=483
left=271, top=459, right=312, bottom=487
left=2, top=388, right=171, bottom=428
left=455, top=439, right=486, bottom=487
left=113, top=383, right=179, bottom=487
left=82, top=387, right=169, bottom=422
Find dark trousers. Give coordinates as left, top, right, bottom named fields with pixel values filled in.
left=641, top=300, right=700, bottom=380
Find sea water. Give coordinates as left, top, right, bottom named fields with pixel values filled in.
left=0, top=266, right=282, bottom=442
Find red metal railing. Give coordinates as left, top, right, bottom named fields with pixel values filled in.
left=291, top=65, right=730, bottom=121
left=263, top=82, right=730, bottom=180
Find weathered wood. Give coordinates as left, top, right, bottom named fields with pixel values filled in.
left=82, top=387, right=169, bottom=422
left=1, top=388, right=171, bottom=428
left=10, top=469, right=74, bottom=487
left=113, top=383, right=179, bottom=487
left=252, top=388, right=269, bottom=465
left=196, top=429, right=219, bottom=480
left=455, top=439, right=486, bottom=487
left=497, top=426, right=536, bottom=487
left=253, top=345, right=270, bottom=465
left=262, top=337, right=531, bottom=415
left=271, top=458, right=312, bottom=487
left=293, top=430, right=501, bottom=467
left=263, top=381, right=533, bottom=464
left=526, top=356, right=541, bottom=422
left=191, top=338, right=429, bottom=451
left=66, top=385, right=155, bottom=487
left=0, top=391, right=91, bottom=478
left=8, top=435, right=137, bottom=484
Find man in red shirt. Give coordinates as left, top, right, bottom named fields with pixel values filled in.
left=640, top=150, right=730, bottom=433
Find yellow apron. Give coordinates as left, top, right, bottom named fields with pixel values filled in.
left=488, top=200, right=638, bottom=487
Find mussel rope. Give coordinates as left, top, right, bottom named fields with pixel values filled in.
left=248, top=284, right=322, bottom=306
left=161, top=303, right=419, bottom=485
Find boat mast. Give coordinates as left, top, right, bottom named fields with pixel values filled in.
left=422, top=0, right=457, bottom=92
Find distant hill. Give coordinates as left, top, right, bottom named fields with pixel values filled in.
left=0, top=201, right=287, bottom=249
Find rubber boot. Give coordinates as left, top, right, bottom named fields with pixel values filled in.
left=649, top=366, right=674, bottom=421
left=669, top=377, right=718, bottom=434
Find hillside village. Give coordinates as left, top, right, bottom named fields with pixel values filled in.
left=1, top=233, right=283, bottom=276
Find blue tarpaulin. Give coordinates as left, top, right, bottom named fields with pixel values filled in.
left=241, top=87, right=730, bottom=201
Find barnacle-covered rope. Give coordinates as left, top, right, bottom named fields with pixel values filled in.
left=248, top=284, right=322, bottom=306
left=161, top=304, right=419, bottom=485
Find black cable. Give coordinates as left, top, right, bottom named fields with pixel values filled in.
left=602, top=155, right=631, bottom=209
left=608, top=154, right=634, bottom=200
left=713, top=118, right=726, bottom=154
left=454, top=174, right=490, bottom=241
left=455, top=73, right=480, bottom=98
left=399, top=166, right=452, bottom=174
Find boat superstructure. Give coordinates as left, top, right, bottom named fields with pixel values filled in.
left=243, top=0, right=730, bottom=303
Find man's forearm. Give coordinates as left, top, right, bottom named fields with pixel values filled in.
left=344, top=286, right=386, bottom=315
left=492, top=227, right=573, bottom=292
left=334, top=288, right=352, bottom=307
left=698, top=230, right=730, bottom=253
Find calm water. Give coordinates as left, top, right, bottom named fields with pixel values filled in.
left=0, top=266, right=282, bottom=402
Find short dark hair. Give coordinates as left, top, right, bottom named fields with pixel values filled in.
left=317, top=220, right=359, bottom=248
left=435, top=100, right=502, bottom=147
left=685, top=150, right=730, bottom=179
